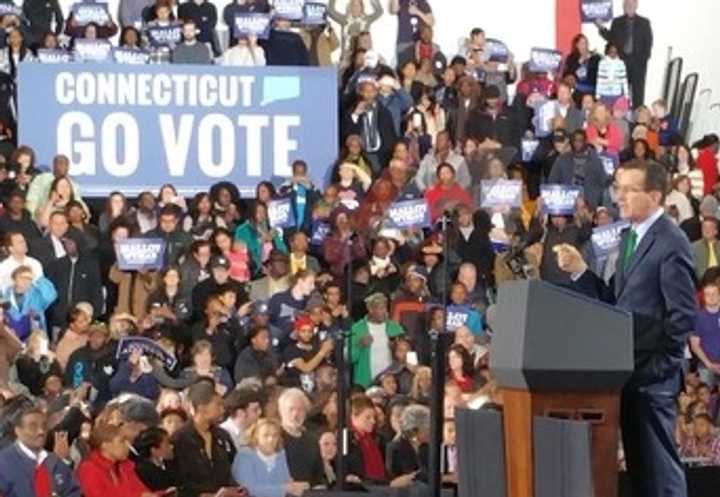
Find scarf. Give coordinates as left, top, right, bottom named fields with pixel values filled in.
left=362, top=104, right=381, bottom=153
left=354, top=429, right=385, bottom=480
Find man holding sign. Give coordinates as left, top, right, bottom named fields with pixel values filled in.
left=555, top=160, right=695, bottom=497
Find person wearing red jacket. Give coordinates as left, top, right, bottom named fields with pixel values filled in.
left=695, top=135, right=720, bottom=196
left=424, top=163, right=473, bottom=222
left=78, top=423, right=155, bottom=497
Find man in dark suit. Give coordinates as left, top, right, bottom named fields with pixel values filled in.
left=46, top=237, right=104, bottom=330
left=341, top=76, right=398, bottom=176
left=28, top=212, right=87, bottom=267
left=597, top=0, right=653, bottom=108
left=555, top=160, right=696, bottom=497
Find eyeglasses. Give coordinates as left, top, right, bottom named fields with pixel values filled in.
left=612, top=184, right=645, bottom=196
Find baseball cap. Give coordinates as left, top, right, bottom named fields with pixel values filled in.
left=406, top=264, right=428, bottom=281
left=210, top=255, right=231, bottom=270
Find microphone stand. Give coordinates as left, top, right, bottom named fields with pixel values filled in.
left=429, top=212, right=451, bottom=497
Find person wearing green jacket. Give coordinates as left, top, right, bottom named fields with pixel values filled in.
left=350, top=292, right=404, bottom=389
left=234, top=202, right=288, bottom=276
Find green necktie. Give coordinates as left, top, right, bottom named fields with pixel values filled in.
left=623, top=229, right=638, bottom=270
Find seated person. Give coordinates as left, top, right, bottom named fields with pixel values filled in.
left=232, top=418, right=309, bottom=497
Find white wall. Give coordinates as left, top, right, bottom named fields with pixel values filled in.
left=51, top=0, right=719, bottom=136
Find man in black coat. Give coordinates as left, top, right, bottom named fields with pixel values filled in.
left=597, top=0, right=653, bottom=108
left=29, top=212, right=88, bottom=267
left=259, top=17, right=310, bottom=66
left=46, top=238, right=103, bottom=330
left=177, top=0, right=220, bottom=55
left=555, top=160, right=695, bottom=497
left=464, top=85, right=522, bottom=151
left=341, top=76, right=398, bottom=175
left=548, top=129, right=608, bottom=210
left=21, top=0, right=63, bottom=47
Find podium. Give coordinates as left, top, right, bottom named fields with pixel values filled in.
left=490, top=280, right=634, bottom=497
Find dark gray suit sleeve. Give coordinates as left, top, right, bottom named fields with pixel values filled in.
left=567, top=269, right=616, bottom=305
left=659, top=240, right=697, bottom=351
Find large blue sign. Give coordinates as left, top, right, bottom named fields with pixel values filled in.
left=18, top=63, right=338, bottom=197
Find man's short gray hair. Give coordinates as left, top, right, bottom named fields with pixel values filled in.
left=400, top=404, right=431, bottom=437
left=278, top=387, right=311, bottom=412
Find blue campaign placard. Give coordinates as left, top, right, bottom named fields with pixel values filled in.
left=274, top=0, right=304, bottom=21
left=17, top=64, right=338, bottom=197
left=580, top=0, right=613, bottom=23
left=480, top=179, right=523, bottom=209
left=388, top=199, right=431, bottom=229
left=112, top=47, right=150, bottom=65
left=592, top=221, right=630, bottom=258
left=117, top=336, right=178, bottom=369
left=37, top=49, right=74, bottom=64
left=446, top=305, right=471, bottom=331
left=71, top=1, right=111, bottom=26
left=0, top=3, right=22, bottom=17
left=233, top=13, right=272, bottom=39
left=485, top=38, right=509, bottom=63
left=310, top=221, right=331, bottom=245
left=599, top=152, right=619, bottom=176
left=540, top=184, right=582, bottom=215
left=146, top=24, right=182, bottom=48
left=303, top=2, right=327, bottom=26
left=73, top=39, right=113, bottom=62
left=529, top=47, right=563, bottom=73
left=268, top=198, right=296, bottom=228
left=115, top=238, right=166, bottom=270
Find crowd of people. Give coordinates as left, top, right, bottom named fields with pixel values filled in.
left=0, top=0, right=719, bottom=496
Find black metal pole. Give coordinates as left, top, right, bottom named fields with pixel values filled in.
left=335, top=235, right=354, bottom=489
left=335, top=329, right=347, bottom=489
left=429, top=213, right=451, bottom=497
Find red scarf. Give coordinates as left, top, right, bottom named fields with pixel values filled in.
left=354, top=429, right=385, bottom=480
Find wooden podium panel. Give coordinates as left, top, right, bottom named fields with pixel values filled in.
left=501, top=388, right=621, bottom=497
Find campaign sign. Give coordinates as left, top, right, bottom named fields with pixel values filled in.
left=146, top=24, right=182, bottom=48
left=112, top=47, right=150, bottom=65
left=0, top=3, right=22, bottom=17
left=521, top=138, right=540, bottom=162
left=485, top=38, right=510, bottom=63
left=446, top=305, right=471, bottom=332
left=37, top=49, right=73, bottom=64
left=268, top=198, right=296, bottom=228
left=117, top=336, right=178, bottom=370
left=73, top=39, right=112, bottom=62
left=310, top=221, right=331, bottom=245
left=599, top=152, right=619, bottom=176
left=274, top=0, right=304, bottom=21
left=233, top=13, right=272, bottom=39
left=591, top=221, right=629, bottom=258
left=480, top=180, right=523, bottom=209
left=529, top=48, right=563, bottom=73
left=17, top=64, right=338, bottom=197
left=303, top=2, right=327, bottom=26
left=581, top=0, right=613, bottom=23
left=388, top=199, right=431, bottom=229
left=115, top=238, right=166, bottom=270
left=540, top=184, right=582, bottom=215
left=71, top=2, right=111, bottom=26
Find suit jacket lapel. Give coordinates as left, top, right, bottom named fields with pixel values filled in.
left=618, top=221, right=659, bottom=297
left=614, top=228, right=629, bottom=296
